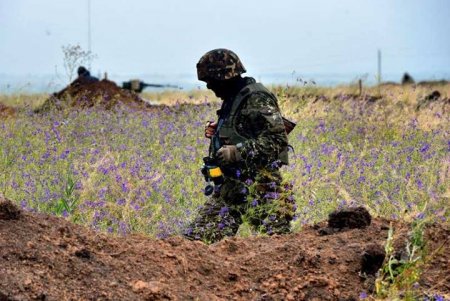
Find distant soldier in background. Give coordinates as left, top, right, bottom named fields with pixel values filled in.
left=401, top=72, right=415, bottom=85
left=52, top=66, right=99, bottom=97
left=184, top=49, right=296, bottom=243
left=75, top=66, right=99, bottom=85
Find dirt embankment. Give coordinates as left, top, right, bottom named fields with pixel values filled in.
left=35, top=79, right=154, bottom=113
left=0, top=198, right=448, bottom=301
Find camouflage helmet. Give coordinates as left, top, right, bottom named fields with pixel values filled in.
left=77, top=66, right=89, bottom=76
left=196, top=48, right=246, bottom=82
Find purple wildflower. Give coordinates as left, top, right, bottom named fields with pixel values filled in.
left=420, top=143, right=430, bottom=153
left=434, top=294, right=444, bottom=301
left=357, top=176, right=366, bottom=184
left=416, top=179, right=424, bottom=190
left=121, top=182, right=129, bottom=193
left=416, top=212, right=425, bottom=219
left=240, top=187, right=249, bottom=195
left=59, top=149, right=70, bottom=160
left=219, top=206, right=229, bottom=217
left=245, top=178, right=253, bottom=185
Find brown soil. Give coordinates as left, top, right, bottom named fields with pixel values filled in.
left=36, top=80, right=152, bottom=112
left=0, top=198, right=448, bottom=301
left=416, top=90, right=450, bottom=110
left=0, top=103, right=16, bottom=118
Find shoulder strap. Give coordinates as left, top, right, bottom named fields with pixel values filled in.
left=230, top=83, right=275, bottom=114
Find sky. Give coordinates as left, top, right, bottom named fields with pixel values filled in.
left=0, top=0, right=449, bottom=89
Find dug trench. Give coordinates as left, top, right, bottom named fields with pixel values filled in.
left=0, top=198, right=448, bottom=300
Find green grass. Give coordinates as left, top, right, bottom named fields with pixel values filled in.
left=0, top=84, right=448, bottom=238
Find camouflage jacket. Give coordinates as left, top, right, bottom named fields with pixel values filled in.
left=214, top=77, right=289, bottom=176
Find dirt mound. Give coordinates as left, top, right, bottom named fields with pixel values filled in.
left=0, top=198, right=21, bottom=220
left=333, top=93, right=382, bottom=103
left=0, top=102, right=16, bottom=118
left=318, top=207, right=372, bottom=236
left=0, top=200, right=448, bottom=300
left=416, top=90, right=450, bottom=110
left=417, top=80, right=450, bottom=86
left=36, top=80, right=151, bottom=112
left=328, top=207, right=371, bottom=229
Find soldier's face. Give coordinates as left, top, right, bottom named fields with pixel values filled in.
left=206, top=80, right=228, bottom=99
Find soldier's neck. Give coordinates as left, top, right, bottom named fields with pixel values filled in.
left=220, top=76, right=250, bottom=101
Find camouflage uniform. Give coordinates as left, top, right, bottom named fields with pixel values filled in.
left=185, top=50, right=295, bottom=243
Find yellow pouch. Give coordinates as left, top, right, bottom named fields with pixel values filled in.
left=209, top=167, right=222, bottom=178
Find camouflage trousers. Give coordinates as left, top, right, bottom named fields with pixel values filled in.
left=184, top=170, right=295, bottom=243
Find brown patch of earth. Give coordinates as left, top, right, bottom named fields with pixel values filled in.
left=0, top=198, right=448, bottom=300
left=36, top=80, right=156, bottom=113
left=416, top=90, right=450, bottom=110
left=0, top=103, right=16, bottom=118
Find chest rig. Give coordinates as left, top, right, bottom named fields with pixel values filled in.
left=212, top=82, right=289, bottom=165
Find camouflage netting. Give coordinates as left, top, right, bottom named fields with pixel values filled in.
left=35, top=79, right=151, bottom=113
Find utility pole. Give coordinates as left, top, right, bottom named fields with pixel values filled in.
left=377, top=49, right=382, bottom=85
left=87, top=0, right=92, bottom=69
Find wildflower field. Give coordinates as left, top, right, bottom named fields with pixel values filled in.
left=0, top=83, right=449, bottom=300
left=0, top=84, right=448, bottom=240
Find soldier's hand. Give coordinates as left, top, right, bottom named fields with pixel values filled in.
left=205, top=121, right=218, bottom=139
left=217, top=145, right=241, bottom=163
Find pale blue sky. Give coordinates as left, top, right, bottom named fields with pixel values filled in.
left=0, top=0, right=449, bottom=86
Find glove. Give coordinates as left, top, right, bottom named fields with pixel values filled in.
left=205, top=121, right=218, bottom=139
left=217, top=145, right=242, bottom=163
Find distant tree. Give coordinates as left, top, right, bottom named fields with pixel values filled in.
left=62, top=44, right=96, bottom=82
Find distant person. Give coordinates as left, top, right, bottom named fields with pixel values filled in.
left=52, top=66, right=99, bottom=97
left=401, top=72, right=415, bottom=85
left=184, top=48, right=296, bottom=243
left=75, top=66, right=99, bottom=85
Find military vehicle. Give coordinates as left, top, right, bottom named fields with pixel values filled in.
left=122, top=79, right=181, bottom=93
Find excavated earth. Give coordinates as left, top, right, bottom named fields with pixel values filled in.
left=36, top=79, right=154, bottom=112
left=0, top=198, right=448, bottom=301
left=0, top=103, right=16, bottom=118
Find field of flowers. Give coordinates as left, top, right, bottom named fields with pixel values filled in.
left=0, top=84, right=448, bottom=238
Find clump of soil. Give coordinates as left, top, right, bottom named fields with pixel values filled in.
left=416, top=90, right=450, bottom=110
left=0, top=197, right=21, bottom=220
left=0, top=102, right=16, bottom=118
left=35, top=79, right=152, bottom=112
left=360, top=243, right=386, bottom=276
left=0, top=200, right=448, bottom=300
left=318, top=207, right=372, bottom=236
left=328, top=206, right=372, bottom=229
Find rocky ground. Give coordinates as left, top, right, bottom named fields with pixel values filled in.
left=0, top=197, right=448, bottom=301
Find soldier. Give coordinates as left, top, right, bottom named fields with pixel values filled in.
left=51, top=66, right=99, bottom=97
left=184, top=49, right=295, bottom=243
left=75, top=66, right=99, bottom=84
